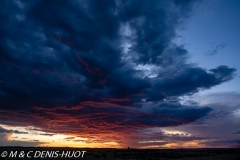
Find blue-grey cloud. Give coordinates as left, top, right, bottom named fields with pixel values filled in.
left=233, top=130, right=240, bottom=134
left=201, top=139, right=240, bottom=147
left=207, top=42, right=226, bottom=56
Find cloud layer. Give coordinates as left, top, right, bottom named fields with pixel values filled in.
left=0, top=0, right=237, bottom=147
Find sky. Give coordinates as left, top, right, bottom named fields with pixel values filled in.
left=0, top=0, right=239, bottom=148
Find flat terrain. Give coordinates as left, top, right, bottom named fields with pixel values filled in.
left=0, top=147, right=239, bottom=160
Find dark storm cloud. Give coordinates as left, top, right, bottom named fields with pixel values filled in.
left=0, top=0, right=237, bottom=139
left=149, top=65, right=236, bottom=98
left=0, top=102, right=212, bottom=135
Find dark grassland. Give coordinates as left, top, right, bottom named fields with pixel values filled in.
left=0, top=147, right=239, bottom=160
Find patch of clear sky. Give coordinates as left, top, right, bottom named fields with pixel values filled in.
left=173, top=0, right=240, bottom=93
